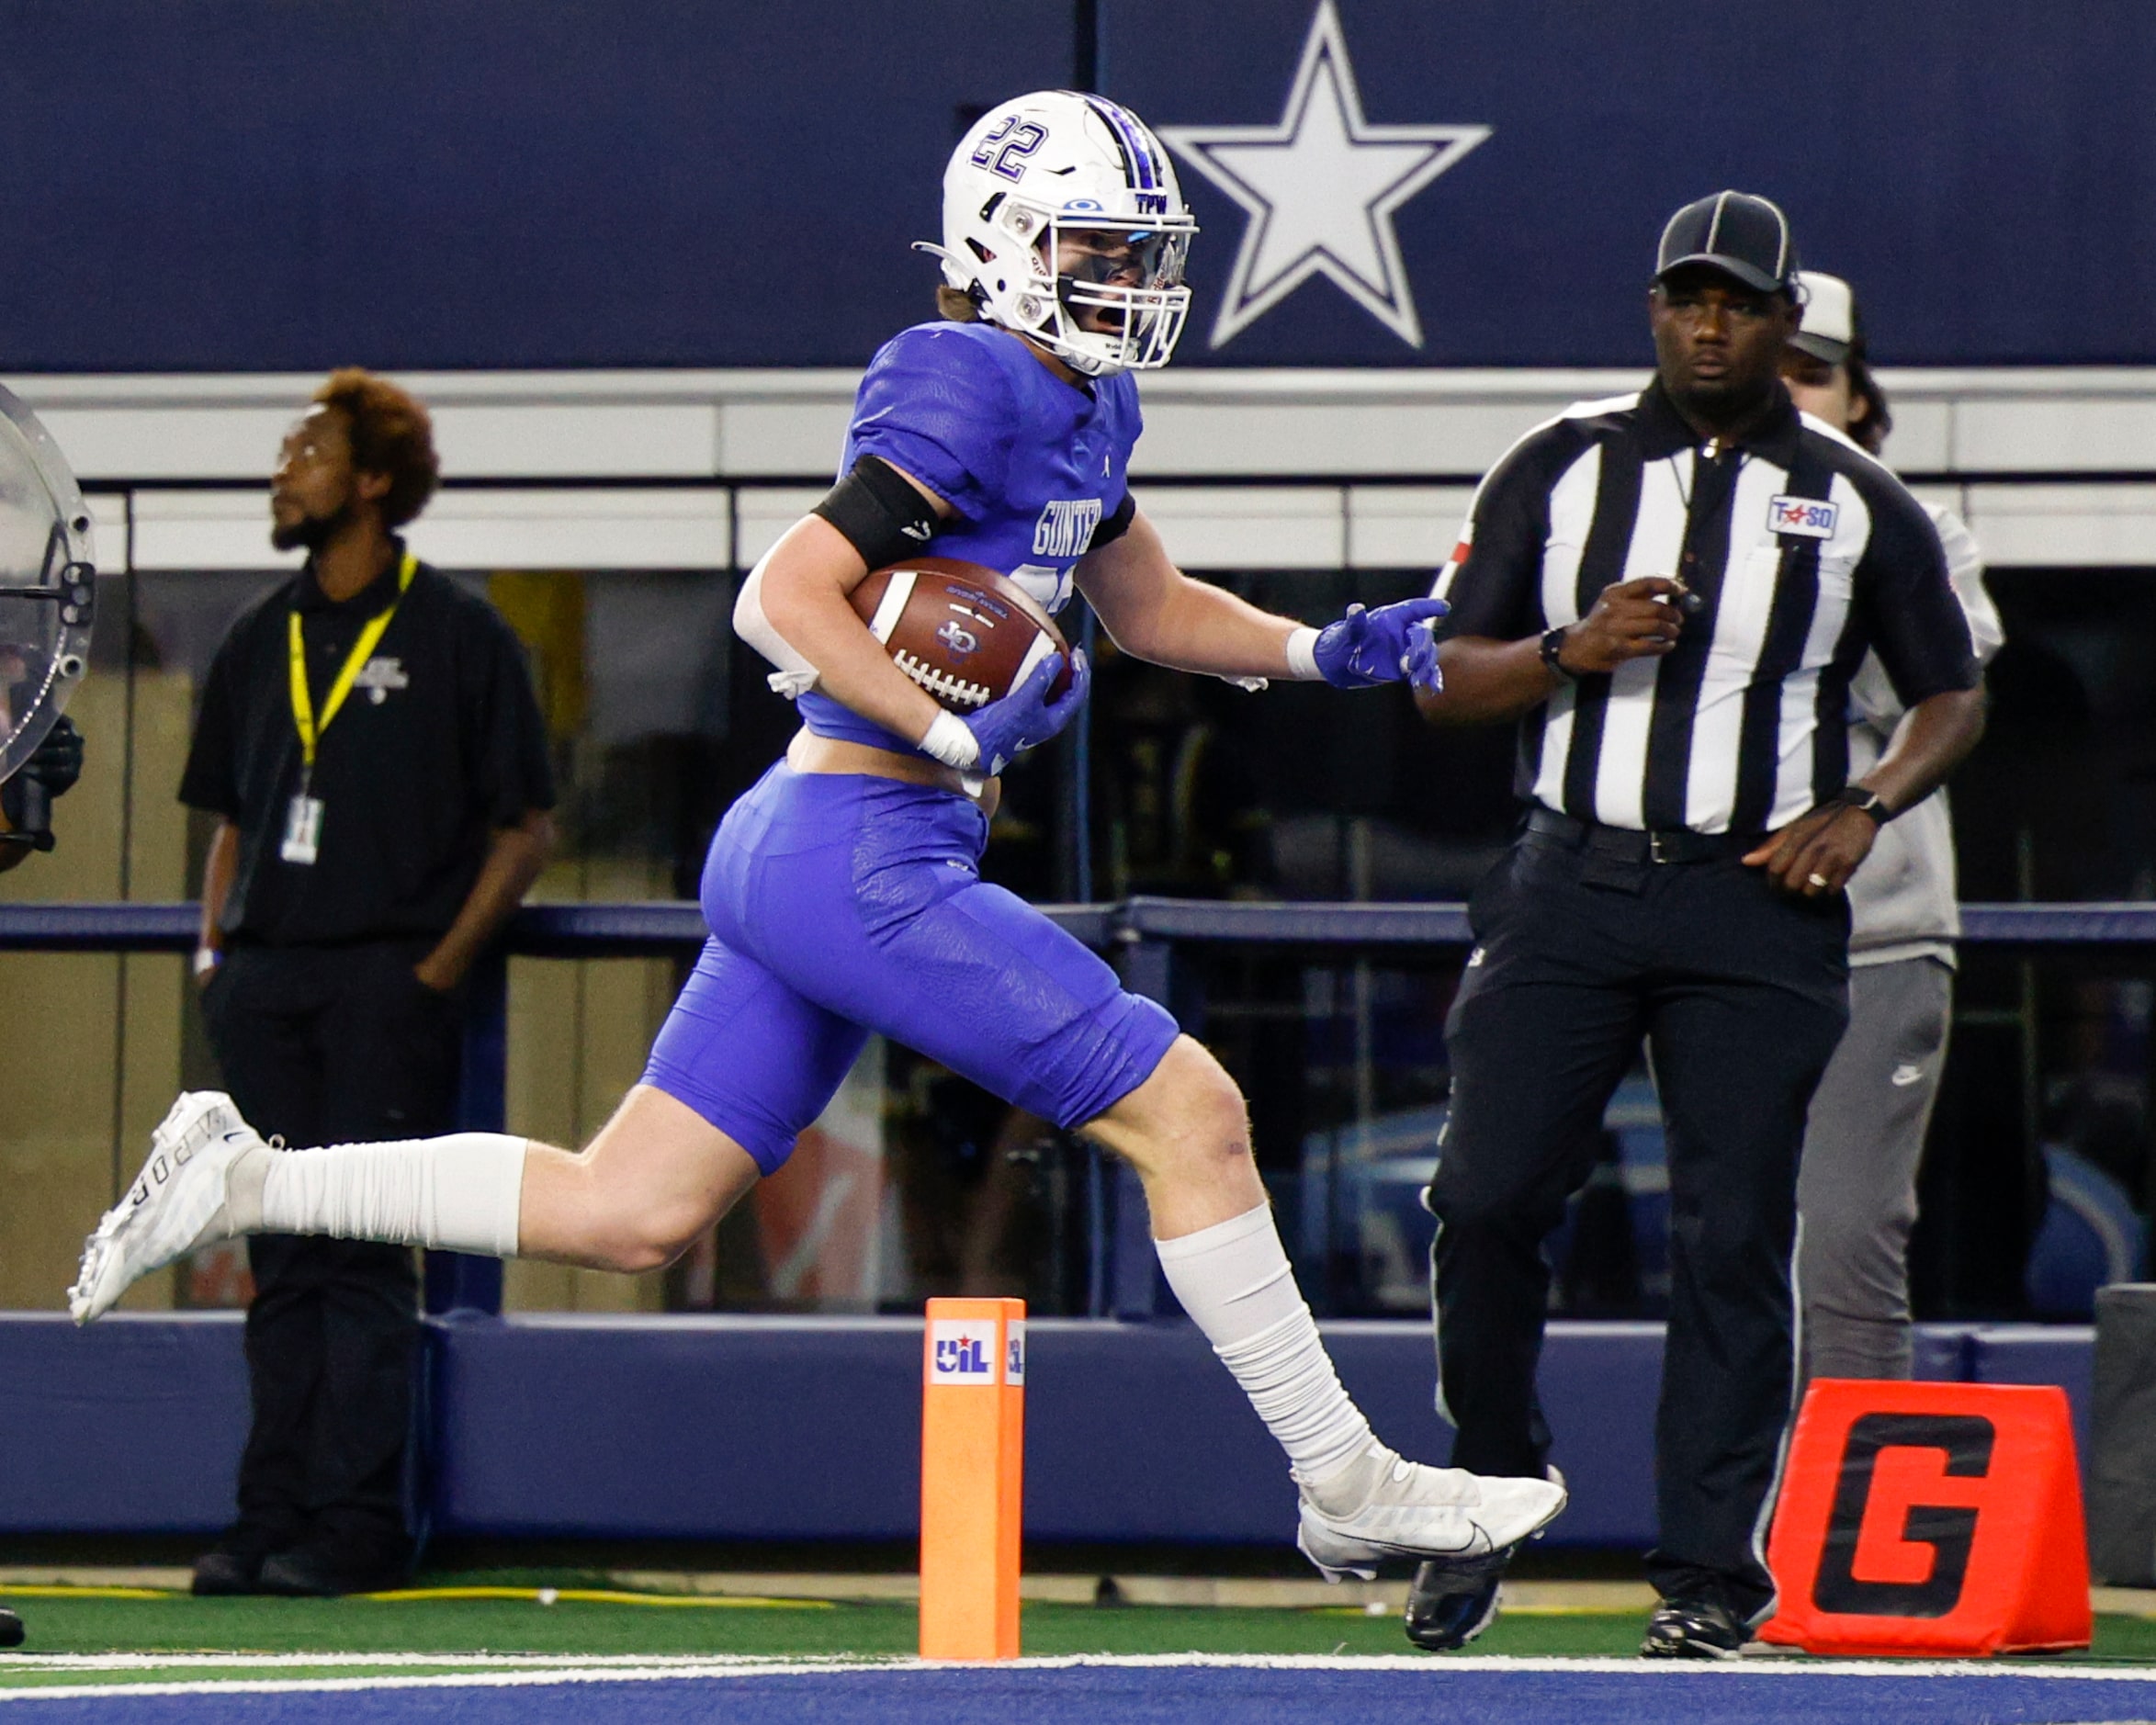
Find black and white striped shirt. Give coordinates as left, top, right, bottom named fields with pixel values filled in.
left=1434, top=381, right=1980, bottom=835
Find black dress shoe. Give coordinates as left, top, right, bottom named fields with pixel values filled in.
left=1403, top=1549, right=1508, bottom=1652
left=0, top=1607, right=21, bottom=1648
left=257, top=1542, right=411, bottom=1599
left=1404, top=1463, right=1561, bottom=1652
left=191, top=1549, right=268, bottom=1596
left=1641, top=1595, right=1750, bottom=1659
left=192, top=1520, right=302, bottom=1597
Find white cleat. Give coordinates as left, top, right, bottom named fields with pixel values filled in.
left=69, top=1091, right=266, bottom=1325
left=1295, top=1446, right=1568, bottom=1582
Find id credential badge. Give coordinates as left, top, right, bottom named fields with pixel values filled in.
left=283, top=550, right=415, bottom=868
left=280, top=791, right=323, bottom=864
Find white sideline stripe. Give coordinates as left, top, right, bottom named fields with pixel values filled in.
left=0, top=1652, right=2152, bottom=1701
left=0, top=1653, right=818, bottom=1671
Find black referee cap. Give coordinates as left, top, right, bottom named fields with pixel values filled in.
left=1654, top=191, right=1799, bottom=296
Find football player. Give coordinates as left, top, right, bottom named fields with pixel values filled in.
left=72, top=91, right=1563, bottom=1575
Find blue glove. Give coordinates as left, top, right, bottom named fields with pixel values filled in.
left=1313, top=598, right=1447, bottom=693
left=962, top=648, right=1090, bottom=776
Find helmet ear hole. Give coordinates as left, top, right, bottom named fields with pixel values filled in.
left=966, top=239, right=993, bottom=264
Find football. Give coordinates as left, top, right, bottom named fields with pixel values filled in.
left=848, top=557, right=1072, bottom=713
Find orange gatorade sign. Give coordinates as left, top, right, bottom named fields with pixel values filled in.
left=919, top=1296, right=1025, bottom=1660
left=1762, top=1380, right=2092, bottom=1655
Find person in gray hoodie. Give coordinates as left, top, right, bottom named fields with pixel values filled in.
left=1782, top=272, right=2004, bottom=1383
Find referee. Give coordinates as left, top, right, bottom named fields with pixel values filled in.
left=1405, top=193, right=1986, bottom=1657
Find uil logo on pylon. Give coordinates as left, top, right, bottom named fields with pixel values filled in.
left=928, top=1318, right=999, bottom=1383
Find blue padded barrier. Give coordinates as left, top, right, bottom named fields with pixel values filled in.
left=1967, top=1323, right=2096, bottom=1459
left=1530, top=1325, right=1668, bottom=1547
left=1911, top=1324, right=1981, bottom=1381
left=0, top=1313, right=2100, bottom=1544
left=428, top=1314, right=926, bottom=1541
left=0, top=1313, right=246, bottom=1533
left=432, top=1316, right=1665, bottom=1547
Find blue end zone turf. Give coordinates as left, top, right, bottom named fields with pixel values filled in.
left=12, top=1663, right=2156, bottom=1725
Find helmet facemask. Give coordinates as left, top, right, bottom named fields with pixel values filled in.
left=1049, top=220, right=1192, bottom=374
left=965, top=201, right=1193, bottom=377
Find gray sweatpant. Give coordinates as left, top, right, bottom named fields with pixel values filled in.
left=1795, top=955, right=1954, bottom=1385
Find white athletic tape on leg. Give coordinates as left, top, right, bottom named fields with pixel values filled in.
left=260, top=1132, right=525, bottom=1257
left=1156, top=1203, right=1375, bottom=1484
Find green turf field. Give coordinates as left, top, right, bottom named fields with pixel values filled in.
left=1, top=1583, right=2152, bottom=1687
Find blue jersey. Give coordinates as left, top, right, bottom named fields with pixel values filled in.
left=796, top=320, right=1142, bottom=754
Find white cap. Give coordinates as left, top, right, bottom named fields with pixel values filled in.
left=1789, top=272, right=1856, bottom=365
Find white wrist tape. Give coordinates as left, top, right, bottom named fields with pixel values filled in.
left=1284, top=626, right=1323, bottom=682
left=919, top=709, right=981, bottom=770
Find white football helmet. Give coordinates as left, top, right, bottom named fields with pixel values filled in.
left=924, top=91, right=1196, bottom=377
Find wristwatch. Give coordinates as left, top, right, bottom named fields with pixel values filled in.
left=1832, top=784, right=1894, bottom=824
left=1540, top=626, right=1576, bottom=682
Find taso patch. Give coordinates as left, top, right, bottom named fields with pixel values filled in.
left=1768, top=495, right=1838, bottom=539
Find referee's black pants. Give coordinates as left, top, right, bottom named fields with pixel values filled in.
left=1428, top=819, right=1849, bottom=1621
left=200, top=941, right=464, bottom=1566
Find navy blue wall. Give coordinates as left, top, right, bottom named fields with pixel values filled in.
left=1111, top=0, right=2156, bottom=368
left=6, top=1, right=2153, bottom=370
left=0, top=1, right=1069, bottom=371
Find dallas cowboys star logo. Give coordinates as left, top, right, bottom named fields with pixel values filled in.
left=1159, top=0, right=1491, bottom=349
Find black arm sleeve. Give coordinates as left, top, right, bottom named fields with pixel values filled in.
left=1433, top=426, right=1568, bottom=641
left=1088, top=490, right=1136, bottom=551
left=1852, top=475, right=1981, bottom=705
left=811, top=454, right=943, bottom=570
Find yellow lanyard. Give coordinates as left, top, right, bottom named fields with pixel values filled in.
left=288, top=551, right=416, bottom=773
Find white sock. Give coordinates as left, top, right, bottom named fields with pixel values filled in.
left=245, top=1133, right=526, bottom=1257
left=1155, top=1203, right=1380, bottom=1490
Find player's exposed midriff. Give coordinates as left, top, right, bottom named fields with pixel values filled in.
left=785, top=726, right=1000, bottom=817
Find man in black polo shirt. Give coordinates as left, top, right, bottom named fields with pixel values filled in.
left=180, top=369, right=555, bottom=1596
left=1406, top=195, right=1987, bottom=1656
